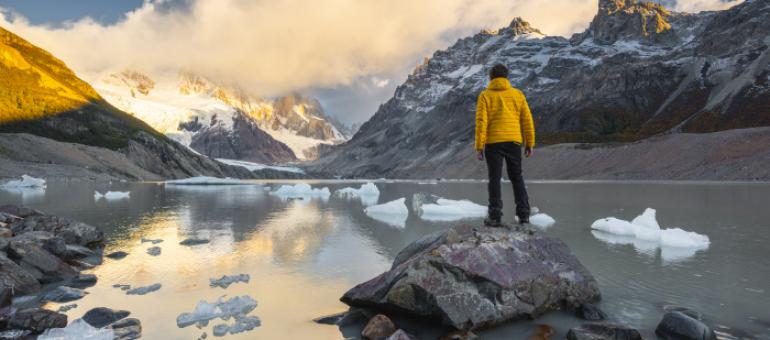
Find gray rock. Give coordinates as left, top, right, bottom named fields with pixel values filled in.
left=7, top=241, right=77, bottom=283
left=0, top=206, right=42, bottom=219
left=8, top=308, right=67, bottom=333
left=106, top=251, right=128, bottom=259
left=111, top=317, right=142, bottom=340
left=57, top=304, right=77, bottom=313
left=82, top=307, right=130, bottom=328
left=313, top=311, right=347, bottom=325
left=126, top=283, right=161, bottom=295
left=566, top=323, right=642, bottom=340
left=146, top=246, right=161, bottom=256
left=0, top=253, right=40, bottom=296
left=662, top=305, right=703, bottom=321
left=64, top=273, right=98, bottom=289
left=656, top=311, right=717, bottom=340
left=11, top=231, right=67, bottom=258
left=179, top=238, right=210, bottom=246
left=341, top=225, right=601, bottom=329
left=64, top=244, right=95, bottom=259
left=387, top=329, right=419, bottom=340
left=0, top=228, right=12, bottom=238
left=362, top=314, right=397, bottom=340
left=576, top=304, right=607, bottom=321
left=42, top=286, right=88, bottom=303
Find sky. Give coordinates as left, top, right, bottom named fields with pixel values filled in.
left=0, top=0, right=743, bottom=125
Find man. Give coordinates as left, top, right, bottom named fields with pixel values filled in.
left=475, top=63, right=535, bottom=226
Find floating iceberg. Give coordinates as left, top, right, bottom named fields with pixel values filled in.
left=39, top=318, right=114, bottom=340
left=212, top=315, right=261, bottom=336
left=271, top=183, right=331, bottom=200
left=210, top=274, right=250, bottom=289
left=126, top=283, right=162, bottom=295
left=364, top=198, right=409, bottom=228
left=216, top=158, right=305, bottom=174
left=591, top=208, right=710, bottom=263
left=94, top=191, right=130, bottom=200
left=165, top=177, right=252, bottom=186
left=176, top=295, right=258, bottom=328
left=333, top=183, right=380, bottom=206
left=0, top=175, right=46, bottom=188
left=529, top=213, right=556, bottom=228
left=414, top=194, right=487, bottom=222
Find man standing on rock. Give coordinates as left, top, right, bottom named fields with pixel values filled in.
left=475, top=64, right=535, bottom=226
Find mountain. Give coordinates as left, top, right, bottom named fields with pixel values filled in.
left=0, top=26, right=254, bottom=180
left=311, top=0, right=770, bottom=178
left=94, top=72, right=346, bottom=162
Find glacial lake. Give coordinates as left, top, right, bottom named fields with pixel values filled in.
left=1, top=180, right=769, bottom=339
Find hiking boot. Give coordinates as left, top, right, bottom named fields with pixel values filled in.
left=484, top=217, right=502, bottom=227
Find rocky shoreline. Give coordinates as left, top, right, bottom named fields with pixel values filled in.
left=317, top=224, right=719, bottom=340
left=0, top=205, right=141, bottom=339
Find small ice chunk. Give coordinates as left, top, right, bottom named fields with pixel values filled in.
left=94, top=191, right=130, bottom=200
left=165, top=177, right=250, bottom=186
left=212, top=315, right=261, bottom=336
left=176, top=295, right=258, bottom=328
left=417, top=197, right=487, bottom=222
left=210, top=274, right=250, bottom=289
left=39, top=318, right=114, bottom=340
left=271, top=184, right=331, bottom=200
left=0, top=175, right=46, bottom=188
left=660, top=228, right=710, bottom=248
left=529, top=213, right=555, bottom=228
left=364, top=198, right=409, bottom=228
left=333, top=183, right=380, bottom=206
left=126, top=283, right=161, bottom=295
left=146, top=246, right=161, bottom=256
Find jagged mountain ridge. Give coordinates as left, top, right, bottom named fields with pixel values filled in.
left=0, top=26, right=255, bottom=180
left=95, top=71, right=346, bottom=162
left=311, top=0, right=770, bottom=178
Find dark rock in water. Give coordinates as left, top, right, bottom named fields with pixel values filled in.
left=106, top=251, right=129, bottom=259
left=313, top=311, right=347, bottom=325
left=179, top=238, right=210, bottom=246
left=126, top=283, right=161, bottom=295
left=111, top=317, right=142, bottom=340
left=82, top=307, right=130, bottom=328
left=576, top=304, right=607, bottom=321
left=42, top=286, right=88, bottom=303
left=64, top=274, right=98, bottom=289
left=64, top=244, right=96, bottom=259
left=362, top=314, right=397, bottom=340
left=566, top=323, right=642, bottom=340
left=662, top=305, right=703, bottom=321
left=9, top=308, right=67, bottom=332
left=656, top=311, right=717, bottom=340
left=7, top=242, right=77, bottom=283
left=387, top=329, right=419, bottom=340
left=141, top=238, right=163, bottom=245
left=440, top=330, right=479, bottom=340
left=342, top=225, right=601, bottom=330
left=57, top=304, right=77, bottom=313
left=0, top=253, right=40, bottom=296
left=146, top=246, right=161, bottom=256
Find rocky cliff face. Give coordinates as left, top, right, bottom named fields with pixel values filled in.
left=96, top=72, right=345, bottom=161
left=311, top=0, right=770, bottom=178
left=0, top=26, right=252, bottom=180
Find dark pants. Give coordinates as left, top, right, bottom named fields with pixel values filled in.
left=484, top=142, right=530, bottom=220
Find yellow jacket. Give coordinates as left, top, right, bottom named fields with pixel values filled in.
left=475, top=78, right=536, bottom=150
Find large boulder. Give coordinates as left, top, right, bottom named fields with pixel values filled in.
left=0, top=253, right=40, bottom=296
left=341, top=225, right=600, bottom=330
left=7, top=242, right=78, bottom=283
left=8, top=215, right=103, bottom=248
left=655, top=311, right=716, bottom=340
left=8, top=308, right=67, bottom=333
left=566, top=323, right=643, bottom=340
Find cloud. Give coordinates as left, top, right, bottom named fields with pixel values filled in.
left=0, top=0, right=744, bottom=102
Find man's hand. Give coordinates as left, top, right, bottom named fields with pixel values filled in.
left=476, top=150, right=484, bottom=161
left=524, top=147, right=533, bottom=158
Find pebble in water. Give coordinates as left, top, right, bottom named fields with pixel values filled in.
left=126, top=283, right=162, bottom=296
left=146, top=246, right=161, bottom=256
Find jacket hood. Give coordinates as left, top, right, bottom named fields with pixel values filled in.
left=487, top=77, right=512, bottom=91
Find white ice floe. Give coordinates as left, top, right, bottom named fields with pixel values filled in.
left=212, top=315, right=261, bottom=336
left=176, top=295, right=258, bottom=328
left=210, top=274, right=250, bottom=289
left=216, top=158, right=305, bottom=174
left=417, top=198, right=487, bottom=222
left=333, top=183, right=380, bottom=206
left=126, top=283, right=162, bottom=295
left=0, top=175, right=46, bottom=188
left=364, top=198, right=409, bottom=228
left=165, top=177, right=251, bottom=186
left=39, top=318, right=114, bottom=340
left=591, top=208, right=710, bottom=262
left=94, top=191, right=130, bottom=200
left=270, top=183, right=331, bottom=200
left=529, top=213, right=556, bottom=228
